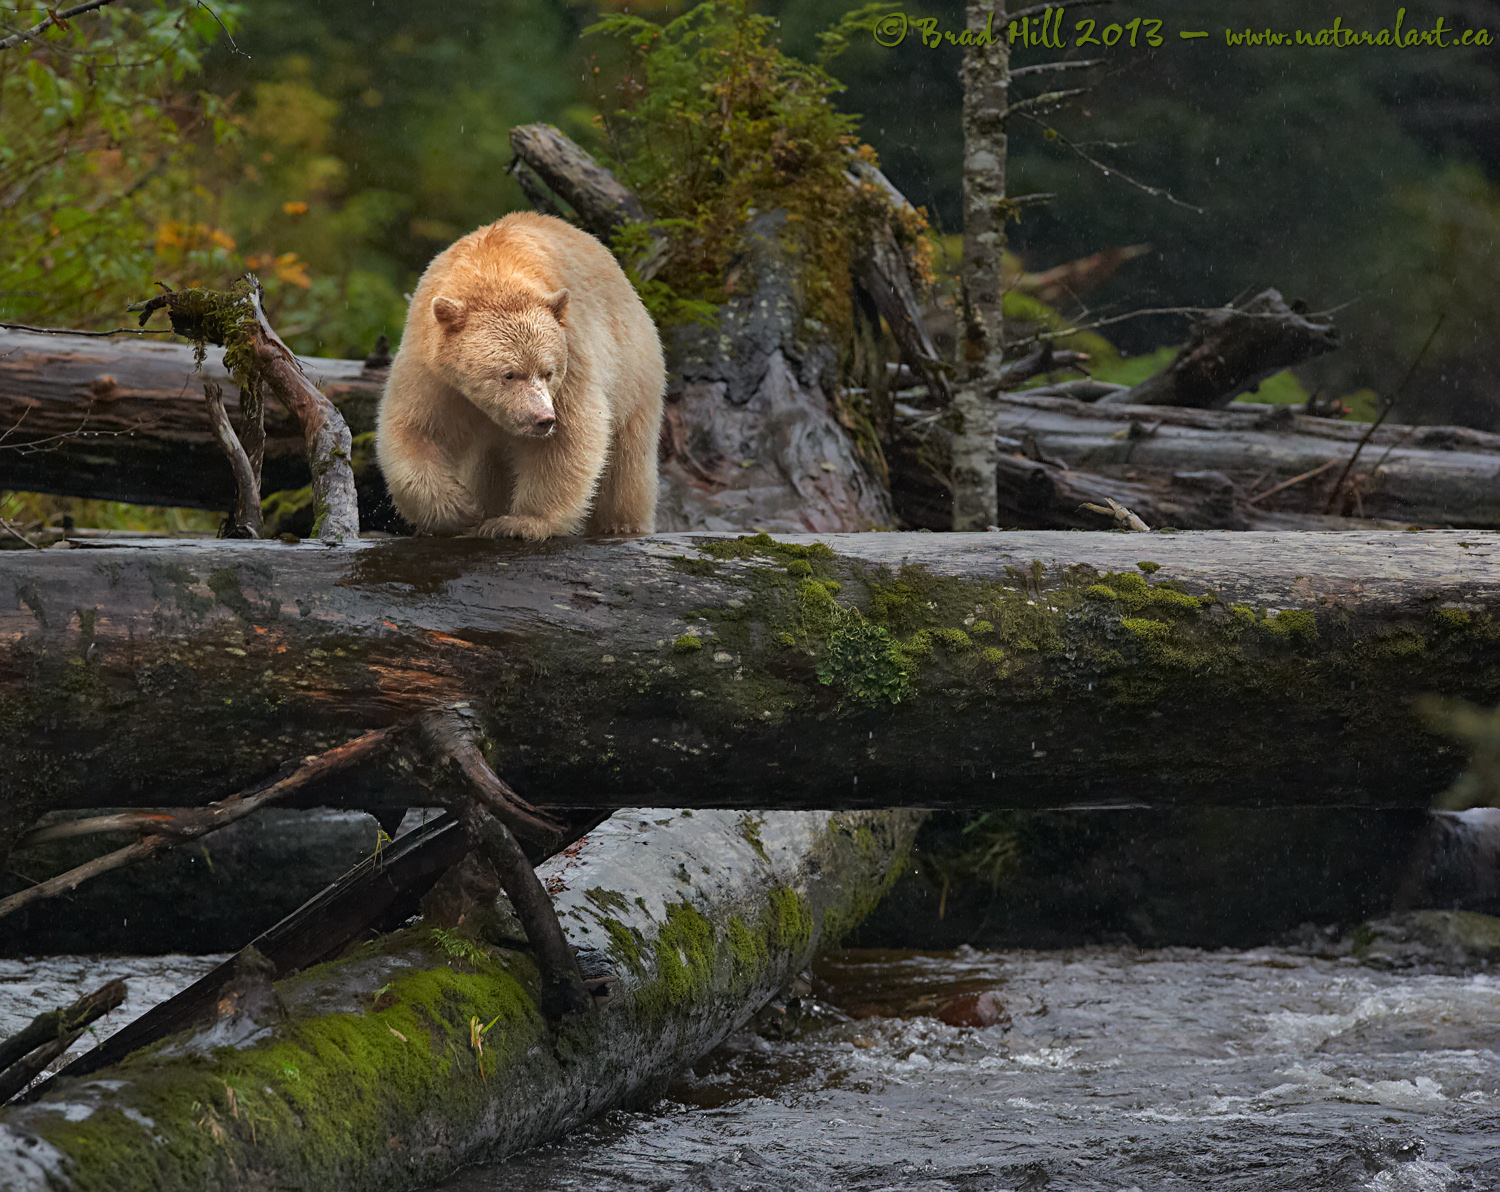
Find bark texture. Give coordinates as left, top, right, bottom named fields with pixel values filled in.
left=0, top=806, right=922, bottom=1192
left=952, top=1, right=1010, bottom=530
left=0, top=330, right=395, bottom=528
left=890, top=402, right=1416, bottom=532
left=984, top=392, right=1500, bottom=527
left=656, top=211, right=895, bottom=532
left=1, top=532, right=1495, bottom=839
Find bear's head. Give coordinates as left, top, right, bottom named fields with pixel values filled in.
left=428, top=288, right=569, bottom=439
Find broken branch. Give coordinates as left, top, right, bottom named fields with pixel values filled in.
left=203, top=380, right=262, bottom=539
left=0, top=728, right=395, bottom=922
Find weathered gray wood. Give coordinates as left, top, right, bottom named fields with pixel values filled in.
left=2, top=531, right=1496, bottom=841
left=0, top=329, right=389, bottom=520
left=658, top=211, right=895, bottom=532
left=890, top=402, right=1413, bottom=532
left=0, top=806, right=922, bottom=1192
left=984, top=392, right=1500, bottom=527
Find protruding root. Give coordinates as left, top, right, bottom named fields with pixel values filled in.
left=419, top=707, right=592, bottom=1021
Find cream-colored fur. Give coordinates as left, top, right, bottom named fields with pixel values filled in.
left=376, top=212, right=665, bottom=540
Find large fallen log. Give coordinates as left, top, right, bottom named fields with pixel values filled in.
left=890, top=390, right=1500, bottom=529
left=12, top=331, right=1499, bottom=532
left=1, top=531, right=1496, bottom=845
left=0, top=805, right=921, bottom=1192
left=889, top=402, right=1409, bottom=532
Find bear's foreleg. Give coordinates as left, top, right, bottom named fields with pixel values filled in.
left=474, top=424, right=608, bottom=541
left=377, top=416, right=485, bottom=535
left=587, top=402, right=661, bottom=536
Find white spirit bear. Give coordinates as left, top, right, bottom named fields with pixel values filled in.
left=376, top=212, right=665, bottom=539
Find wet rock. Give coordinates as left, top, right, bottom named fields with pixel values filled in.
left=1351, top=910, right=1500, bottom=974
left=934, top=989, right=1009, bottom=1029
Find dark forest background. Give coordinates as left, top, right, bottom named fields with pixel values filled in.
left=4, top=0, right=1499, bottom=429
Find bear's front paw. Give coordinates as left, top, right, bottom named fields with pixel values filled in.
left=474, top=514, right=556, bottom=541
left=593, top=523, right=648, bottom=537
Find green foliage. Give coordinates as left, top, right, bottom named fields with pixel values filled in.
left=429, top=926, right=488, bottom=967
left=0, top=1, right=244, bottom=327
left=196, top=0, right=592, bottom=356
left=1421, top=698, right=1500, bottom=811
left=818, top=609, right=910, bottom=706
left=587, top=0, right=931, bottom=339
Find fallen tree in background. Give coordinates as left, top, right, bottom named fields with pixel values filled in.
left=1096, top=289, right=1341, bottom=409
left=888, top=390, right=1500, bottom=530
left=10, top=331, right=1500, bottom=534
left=0, top=806, right=922, bottom=1192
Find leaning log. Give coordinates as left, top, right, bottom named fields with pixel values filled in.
left=0, top=806, right=921, bottom=1192
left=1096, top=288, right=1341, bottom=409
left=2, top=531, right=1497, bottom=843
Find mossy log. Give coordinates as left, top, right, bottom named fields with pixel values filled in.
left=0, top=329, right=396, bottom=530
left=0, top=806, right=922, bottom=1192
left=2, top=531, right=1498, bottom=845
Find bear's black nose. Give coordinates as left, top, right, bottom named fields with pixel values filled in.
left=534, top=415, right=556, bottom=436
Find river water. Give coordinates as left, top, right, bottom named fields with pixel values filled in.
left=3, top=945, right=1497, bottom=1190
left=437, top=945, right=1500, bottom=1192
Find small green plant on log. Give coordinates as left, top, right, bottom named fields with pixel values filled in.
left=586, top=0, right=933, bottom=337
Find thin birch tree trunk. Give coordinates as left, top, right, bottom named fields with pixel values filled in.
left=953, top=1, right=1009, bottom=530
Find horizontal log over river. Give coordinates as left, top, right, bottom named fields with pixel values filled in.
left=2, top=530, right=1498, bottom=835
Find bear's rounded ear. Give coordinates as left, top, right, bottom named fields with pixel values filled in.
left=543, top=289, right=569, bottom=322
left=431, top=296, right=467, bottom=330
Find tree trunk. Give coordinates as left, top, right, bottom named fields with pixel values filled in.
left=1, top=531, right=1494, bottom=846
left=656, top=211, right=895, bottom=532
left=952, top=1, right=1009, bottom=531
left=0, top=806, right=922, bottom=1192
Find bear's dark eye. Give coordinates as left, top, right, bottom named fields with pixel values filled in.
left=504, top=372, right=516, bottom=381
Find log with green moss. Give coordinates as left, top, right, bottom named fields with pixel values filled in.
left=0, top=805, right=922, bottom=1191
left=2, top=531, right=1498, bottom=848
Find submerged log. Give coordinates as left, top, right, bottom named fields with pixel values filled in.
left=0, top=806, right=922, bottom=1192
left=1, top=531, right=1496, bottom=841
